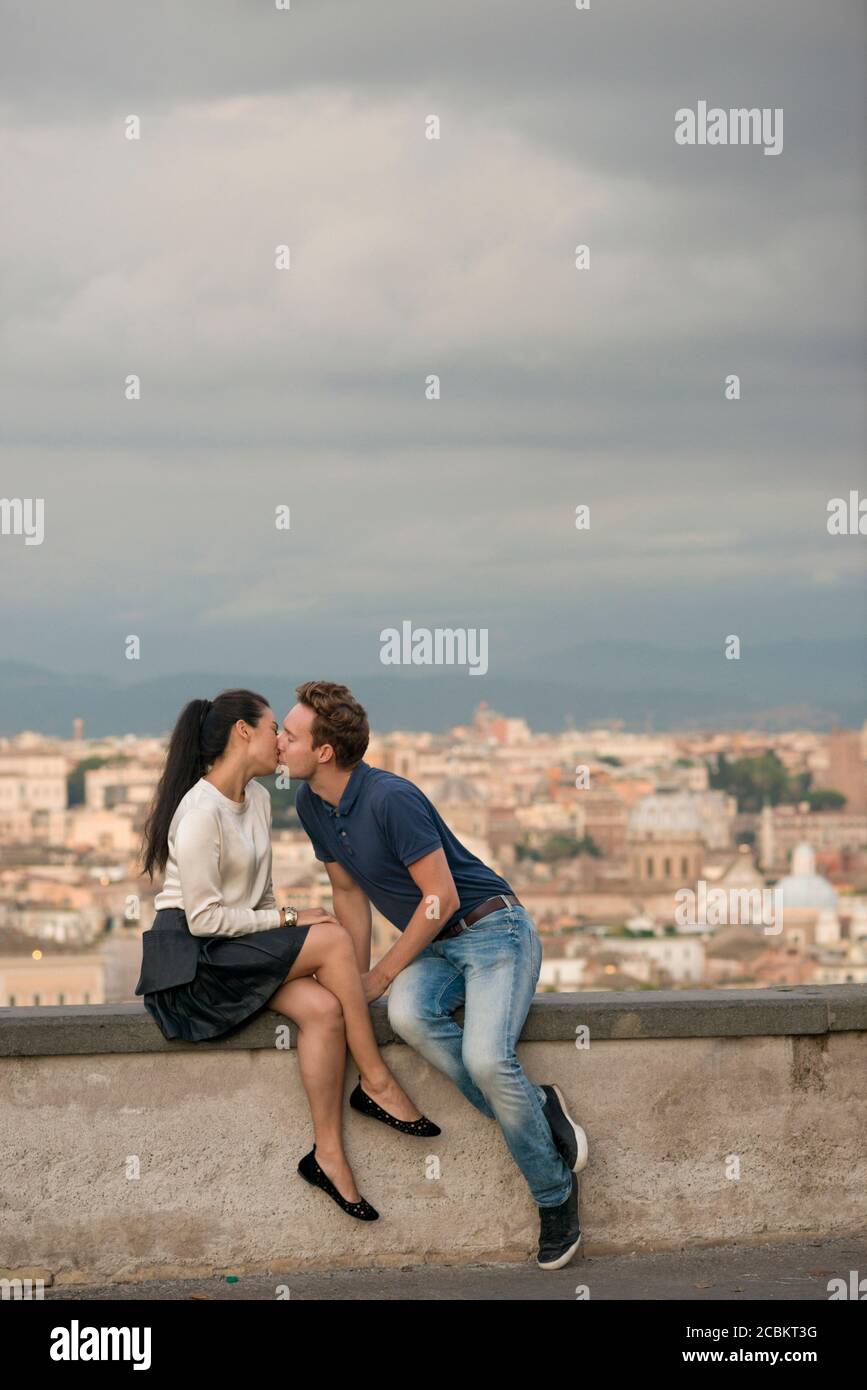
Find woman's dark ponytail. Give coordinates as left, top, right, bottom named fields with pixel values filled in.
left=141, top=688, right=269, bottom=878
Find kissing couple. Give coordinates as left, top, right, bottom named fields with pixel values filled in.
left=135, top=681, right=588, bottom=1269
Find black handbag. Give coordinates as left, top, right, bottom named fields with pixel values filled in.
left=135, top=907, right=204, bottom=994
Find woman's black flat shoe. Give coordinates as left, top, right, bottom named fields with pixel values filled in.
left=297, top=1146, right=379, bottom=1221
left=349, top=1076, right=441, bottom=1136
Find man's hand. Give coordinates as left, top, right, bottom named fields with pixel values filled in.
left=295, top=909, right=340, bottom=928
left=360, top=967, right=390, bottom=1003
left=368, top=847, right=460, bottom=985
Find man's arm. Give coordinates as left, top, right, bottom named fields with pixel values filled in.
left=370, top=847, right=460, bottom=990
left=325, top=858, right=373, bottom=973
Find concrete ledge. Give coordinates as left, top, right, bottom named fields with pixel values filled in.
left=2, top=986, right=866, bottom=1284
left=2, top=985, right=866, bottom=1056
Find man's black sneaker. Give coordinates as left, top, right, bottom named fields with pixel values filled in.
left=541, top=1083, right=588, bottom=1173
left=537, top=1173, right=582, bottom=1270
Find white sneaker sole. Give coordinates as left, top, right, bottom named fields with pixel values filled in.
left=550, top=1083, right=589, bottom=1174
left=537, top=1231, right=583, bottom=1270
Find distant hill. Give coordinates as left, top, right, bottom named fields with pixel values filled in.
left=0, top=639, right=863, bottom=735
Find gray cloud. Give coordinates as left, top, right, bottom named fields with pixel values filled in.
left=0, top=0, right=864, bottom=693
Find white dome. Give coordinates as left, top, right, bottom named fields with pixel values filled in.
left=777, top=842, right=838, bottom=911
left=778, top=876, right=838, bottom=910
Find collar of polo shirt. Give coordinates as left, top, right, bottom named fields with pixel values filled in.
left=324, top=760, right=371, bottom=818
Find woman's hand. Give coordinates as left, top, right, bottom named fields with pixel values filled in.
left=295, top=908, right=340, bottom=928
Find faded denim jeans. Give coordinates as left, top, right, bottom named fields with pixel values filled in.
left=386, top=903, right=573, bottom=1207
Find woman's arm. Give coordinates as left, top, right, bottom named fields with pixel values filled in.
left=175, top=807, right=282, bottom=937
left=255, top=790, right=279, bottom=913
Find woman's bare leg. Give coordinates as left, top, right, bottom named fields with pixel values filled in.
left=266, top=975, right=361, bottom=1203
left=279, top=921, right=424, bottom=1122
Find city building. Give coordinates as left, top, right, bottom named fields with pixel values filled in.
left=759, top=804, right=867, bottom=873
left=812, top=727, right=867, bottom=814
left=627, top=793, right=705, bottom=889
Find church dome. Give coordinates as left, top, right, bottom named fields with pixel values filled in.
left=628, top=793, right=702, bottom=836
left=777, top=841, right=838, bottom=911
left=433, top=774, right=483, bottom=804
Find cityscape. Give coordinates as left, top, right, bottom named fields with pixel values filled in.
left=2, top=702, right=865, bottom=1010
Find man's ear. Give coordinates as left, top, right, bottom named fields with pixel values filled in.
left=317, top=742, right=335, bottom=766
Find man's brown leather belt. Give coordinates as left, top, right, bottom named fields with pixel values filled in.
left=433, top=893, right=522, bottom=941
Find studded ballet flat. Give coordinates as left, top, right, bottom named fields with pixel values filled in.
left=349, top=1075, right=441, bottom=1136
left=297, top=1146, right=379, bottom=1221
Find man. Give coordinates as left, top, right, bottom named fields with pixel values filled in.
left=278, top=680, right=588, bottom=1270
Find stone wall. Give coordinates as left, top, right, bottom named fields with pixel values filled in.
left=1, top=986, right=865, bottom=1285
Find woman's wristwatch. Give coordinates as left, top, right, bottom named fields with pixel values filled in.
left=281, top=905, right=299, bottom=927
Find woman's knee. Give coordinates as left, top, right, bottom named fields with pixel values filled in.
left=302, top=983, right=344, bottom=1027
left=270, top=977, right=344, bottom=1027
left=309, top=917, right=354, bottom=950
left=309, top=920, right=355, bottom=961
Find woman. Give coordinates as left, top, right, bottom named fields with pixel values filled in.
left=137, top=687, right=439, bottom=1222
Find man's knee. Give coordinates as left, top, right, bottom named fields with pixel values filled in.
left=462, top=1046, right=513, bottom=1091
left=387, top=988, right=427, bottom=1042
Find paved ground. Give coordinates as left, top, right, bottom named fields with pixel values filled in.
left=42, top=1234, right=867, bottom=1300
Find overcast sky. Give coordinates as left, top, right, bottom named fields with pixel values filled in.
left=0, top=0, right=864, bottom=689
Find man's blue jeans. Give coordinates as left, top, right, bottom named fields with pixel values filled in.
left=386, top=903, right=573, bottom=1207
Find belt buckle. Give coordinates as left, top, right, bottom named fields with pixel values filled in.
left=441, top=894, right=512, bottom=940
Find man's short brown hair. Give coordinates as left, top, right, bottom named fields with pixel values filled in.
left=295, top=681, right=370, bottom=768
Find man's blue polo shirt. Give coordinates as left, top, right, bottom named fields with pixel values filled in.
left=294, top=761, right=514, bottom=933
